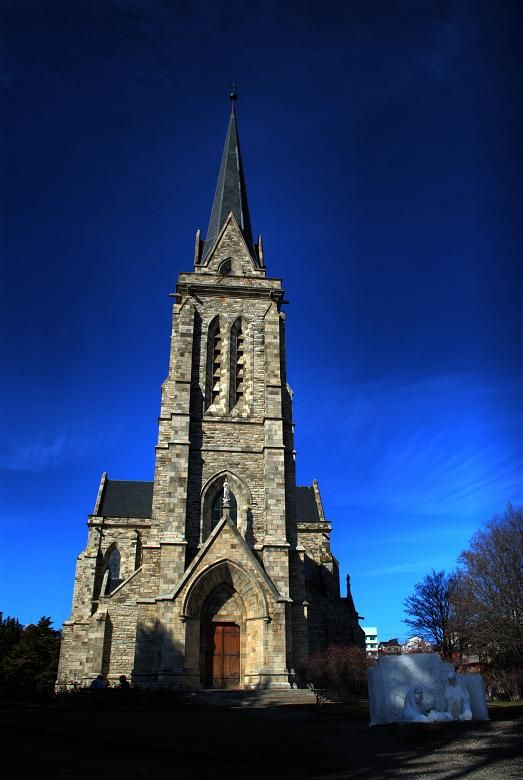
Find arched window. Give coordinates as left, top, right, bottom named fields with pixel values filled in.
left=211, top=488, right=237, bottom=530
left=206, top=317, right=222, bottom=409
left=229, top=318, right=245, bottom=410
left=218, top=258, right=232, bottom=275
left=105, top=547, right=122, bottom=594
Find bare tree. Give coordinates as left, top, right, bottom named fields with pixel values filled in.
left=457, top=504, right=523, bottom=668
left=403, top=569, right=457, bottom=658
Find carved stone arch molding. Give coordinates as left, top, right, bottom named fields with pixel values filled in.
left=200, top=470, right=252, bottom=543
left=183, top=559, right=269, bottom=621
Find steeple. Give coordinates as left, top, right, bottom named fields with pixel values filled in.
left=202, top=92, right=256, bottom=264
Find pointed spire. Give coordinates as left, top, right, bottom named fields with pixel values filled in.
left=202, top=92, right=256, bottom=264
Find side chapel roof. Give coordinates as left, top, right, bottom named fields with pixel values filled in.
left=97, top=479, right=153, bottom=518
left=296, top=485, right=322, bottom=523
left=96, top=480, right=320, bottom=523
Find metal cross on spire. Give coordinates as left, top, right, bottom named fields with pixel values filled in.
left=229, top=81, right=238, bottom=102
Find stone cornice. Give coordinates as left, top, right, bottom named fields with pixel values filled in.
left=177, top=272, right=282, bottom=288
left=88, top=516, right=151, bottom=526
left=174, top=281, right=285, bottom=302
left=297, top=522, right=332, bottom=532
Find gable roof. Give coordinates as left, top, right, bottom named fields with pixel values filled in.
left=159, top=514, right=282, bottom=604
left=98, top=480, right=153, bottom=518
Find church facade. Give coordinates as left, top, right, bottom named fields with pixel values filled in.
left=57, top=97, right=364, bottom=689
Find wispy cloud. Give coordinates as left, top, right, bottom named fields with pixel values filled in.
left=303, top=373, right=523, bottom=520
left=0, top=420, right=119, bottom=473
left=358, top=557, right=455, bottom=578
left=349, top=523, right=477, bottom=551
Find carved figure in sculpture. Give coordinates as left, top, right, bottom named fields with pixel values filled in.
left=403, top=686, right=451, bottom=722
left=445, top=672, right=472, bottom=720
left=402, top=686, right=432, bottom=722
left=222, top=477, right=230, bottom=508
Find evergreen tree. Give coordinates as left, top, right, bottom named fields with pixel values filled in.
left=0, top=616, right=61, bottom=699
left=0, top=613, right=23, bottom=657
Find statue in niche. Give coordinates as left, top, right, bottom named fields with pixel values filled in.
left=402, top=686, right=452, bottom=722
left=445, top=672, right=472, bottom=720
left=222, top=477, right=230, bottom=507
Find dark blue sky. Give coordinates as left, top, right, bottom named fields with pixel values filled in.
left=1, top=0, right=521, bottom=640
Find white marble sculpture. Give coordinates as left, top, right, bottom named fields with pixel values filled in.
left=402, top=685, right=452, bottom=722
left=368, top=653, right=488, bottom=726
left=445, top=672, right=472, bottom=720
left=402, top=686, right=434, bottom=722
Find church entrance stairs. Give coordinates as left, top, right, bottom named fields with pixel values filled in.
left=183, top=687, right=316, bottom=708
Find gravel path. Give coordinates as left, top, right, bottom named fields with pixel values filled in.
left=314, top=720, right=522, bottom=779
left=1, top=703, right=521, bottom=778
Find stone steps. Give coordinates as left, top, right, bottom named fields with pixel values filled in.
left=183, top=687, right=317, bottom=708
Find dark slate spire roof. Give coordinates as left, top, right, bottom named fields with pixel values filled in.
left=202, top=98, right=255, bottom=263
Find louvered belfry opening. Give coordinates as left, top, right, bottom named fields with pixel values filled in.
left=206, top=317, right=222, bottom=409
left=230, top=318, right=244, bottom=410
left=212, top=327, right=222, bottom=404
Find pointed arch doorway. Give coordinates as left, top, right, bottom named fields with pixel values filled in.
left=183, top=560, right=271, bottom=689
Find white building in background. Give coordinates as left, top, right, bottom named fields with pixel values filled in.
left=363, top=626, right=379, bottom=659
left=402, top=636, right=433, bottom=653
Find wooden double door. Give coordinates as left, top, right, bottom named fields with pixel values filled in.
left=204, top=622, right=240, bottom=689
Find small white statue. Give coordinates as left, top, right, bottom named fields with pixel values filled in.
left=445, top=672, right=472, bottom=721
left=222, top=477, right=230, bottom=507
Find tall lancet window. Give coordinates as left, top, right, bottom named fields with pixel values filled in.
left=106, top=547, right=122, bottom=594
left=134, top=533, right=143, bottom=570
left=229, top=318, right=245, bottom=410
left=211, top=488, right=237, bottom=530
left=206, top=317, right=222, bottom=409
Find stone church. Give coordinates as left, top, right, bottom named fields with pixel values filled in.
left=57, top=95, right=364, bottom=689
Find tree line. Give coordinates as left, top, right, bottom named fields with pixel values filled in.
left=404, top=504, right=523, bottom=700
left=0, top=614, right=61, bottom=700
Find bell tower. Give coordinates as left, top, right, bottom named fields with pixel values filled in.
left=140, top=92, right=306, bottom=685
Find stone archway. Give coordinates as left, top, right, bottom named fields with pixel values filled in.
left=182, top=560, right=269, bottom=688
